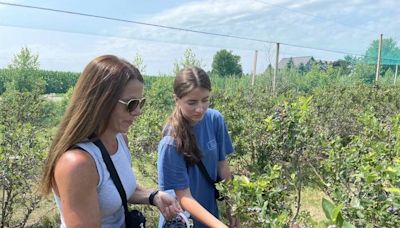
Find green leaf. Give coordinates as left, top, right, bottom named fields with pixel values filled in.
left=385, top=187, right=400, bottom=194
left=322, top=198, right=335, bottom=220
left=331, top=204, right=343, bottom=221
left=342, top=221, right=356, bottom=228
left=365, top=172, right=379, bottom=183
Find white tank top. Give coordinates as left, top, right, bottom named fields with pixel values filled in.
left=54, top=133, right=137, bottom=228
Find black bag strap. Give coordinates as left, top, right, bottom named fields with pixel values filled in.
left=93, top=139, right=131, bottom=226
left=196, top=160, right=217, bottom=185
left=196, top=160, right=226, bottom=201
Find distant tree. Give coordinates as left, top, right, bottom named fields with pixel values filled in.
left=41, top=70, right=80, bottom=94
left=298, top=63, right=306, bottom=75
left=352, top=63, right=376, bottom=83
left=363, top=38, right=400, bottom=73
left=0, top=69, right=8, bottom=94
left=307, top=57, right=316, bottom=69
left=332, top=55, right=359, bottom=76
left=173, top=48, right=205, bottom=75
left=316, top=60, right=328, bottom=71
left=8, top=47, right=39, bottom=70
left=344, top=55, right=358, bottom=65
left=332, top=59, right=350, bottom=75
left=211, top=49, right=242, bottom=77
left=1, top=48, right=50, bottom=227
left=7, top=47, right=44, bottom=93
left=285, top=58, right=295, bottom=70
left=132, top=52, right=147, bottom=75
left=383, top=68, right=394, bottom=79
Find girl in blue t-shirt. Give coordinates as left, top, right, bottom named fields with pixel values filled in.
left=157, top=67, right=239, bottom=228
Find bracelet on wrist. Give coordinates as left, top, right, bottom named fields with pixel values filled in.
left=149, top=190, right=159, bottom=206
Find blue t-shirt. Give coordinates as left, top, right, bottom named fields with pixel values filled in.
left=157, top=108, right=234, bottom=228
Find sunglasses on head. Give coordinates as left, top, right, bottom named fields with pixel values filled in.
left=118, top=97, right=146, bottom=112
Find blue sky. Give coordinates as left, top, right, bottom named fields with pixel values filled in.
left=0, top=0, right=399, bottom=75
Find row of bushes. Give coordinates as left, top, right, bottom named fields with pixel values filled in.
left=128, top=78, right=400, bottom=227
left=0, top=69, right=80, bottom=95
left=1, top=66, right=400, bottom=227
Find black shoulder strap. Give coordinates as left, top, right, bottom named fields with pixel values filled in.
left=196, top=160, right=217, bottom=185
left=93, top=139, right=131, bottom=226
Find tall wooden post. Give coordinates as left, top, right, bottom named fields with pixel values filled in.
left=251, top=50, right=258, bottom=87
left=375, top=34, right=383, bottom=81
left=273, top=43, right=280, bottom=93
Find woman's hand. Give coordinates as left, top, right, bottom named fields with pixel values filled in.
left=154, top=191, right=183, bottom=220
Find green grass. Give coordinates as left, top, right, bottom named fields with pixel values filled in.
left=299, top=187, right=327, bottom=222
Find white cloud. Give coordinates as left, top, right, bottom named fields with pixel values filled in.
left=1, top=0, right=399, bottom=74
left=91, top=0, right=400, bottom=74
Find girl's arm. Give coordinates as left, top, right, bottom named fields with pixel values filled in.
left=175, top=188, right=227, bottom=228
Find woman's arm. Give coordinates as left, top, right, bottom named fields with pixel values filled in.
left=54, top=149, right=101, bottom=228
left=123, top=134, right=182, bottom=218
left=127, top=184, right=152, bottom=204
left=175, top=188, right=227, bottom=228
left=128, top=185, right=182, bottom=220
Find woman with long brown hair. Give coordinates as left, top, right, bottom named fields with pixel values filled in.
left=41, top=55, right=181, bottom=227
left=157, top=67, right=239, bottom=228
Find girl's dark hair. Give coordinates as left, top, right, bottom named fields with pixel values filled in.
left=165, top=67, right=211, bottom=165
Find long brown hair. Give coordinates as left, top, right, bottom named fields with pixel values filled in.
left=41, top=55, right=143, bottom=195
left=164, top=67, right=211, bottom=165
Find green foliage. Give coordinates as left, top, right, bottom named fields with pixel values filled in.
left=2, top=48, right=400, bottom=227
left=173, top=48, right=205, bottom=75
left=0, top=47, right=78, bottom=95
left=8, top=47, right=40, bottom=70
left=363, top=38, right=400, bottom=65
left=261, top=96, right=315, bottom=176
left=286, top=58, right=295, bottom=70
left=41, top=70, right=79, bottom=94
left=218, top=167, right=293, bottom=227
left=0, top=48, right=78, bottom=95
left=144, top=76, right=174, bottom=110
left=310, top=83, right=400, bottom=142
left=213, top=82, right=400, bottom=226
left=132, top=52, right=147, bottom=75
left=321, top=198, right=355, bottom=228
left=6, top=47, right=45, bottom=93
left=315, top=113, right=400, bottom=227
left=262, top=96, right=319, bottom=224
left=211, top=49, right=243, bottom=77
left=0, top=88, right=51, bottom=227
left=0, top=68, right=79, bottom=95
left=0, top=47, right=54, bottom=227
left=351, top=63, right=376, bottom=83
left=0, top=69, right=9, bottom=94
